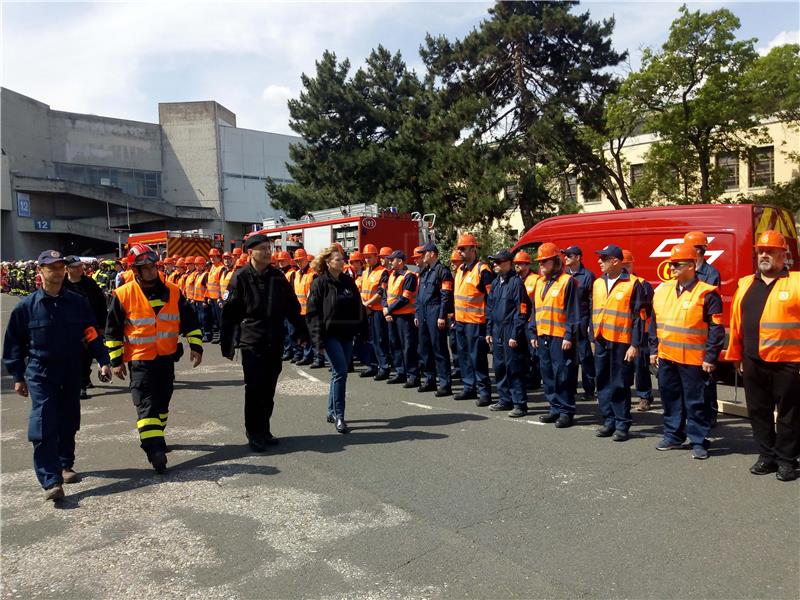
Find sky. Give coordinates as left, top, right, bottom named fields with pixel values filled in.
left=2, top=1, right=798, bottom=136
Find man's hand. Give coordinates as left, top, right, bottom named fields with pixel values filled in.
left=702, top=361, right=715, bottom=373
left=562, top=339, right=572, bottom=351
left=382, top=308, right=389, bottom=317
left=99, top=364, right=112, bottom=382
left=508, top=338, right=518, bottom=349
left=485, top=335, right=493, bottom=346
left=531, top=338, right=539, bottom=349
left=414, top=318, right=419, bottom=327
left=437, top=318, right=446, bottom=330
left=113, top=364, right=127, bottom=380
left=191, top=351, right=202, bottom=368
left=734, top=360, right=743, bottom=374
left=650, top=354, right=658, bottom=368
left=385, top=314, right=393, bottom=323
left=14, top=381, right=28, bottom=397
left=624, top=346, right=639, bottom=362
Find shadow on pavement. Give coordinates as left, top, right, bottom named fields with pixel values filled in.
left=346, top=412, right=487, bottom=430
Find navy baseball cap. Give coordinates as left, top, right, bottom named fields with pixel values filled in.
left=594, top=244, right=623, bottom=260
left=561, top=245, right=582, bottom=256
left=244, top=234, right=270, bottom=251
left=488, top=249, right=514, bottom=263
left=64, top=255, right=83, bottom=266
left=37, top=250, right=66, bottom=265
left=420, top=242, right=439, bottom=253
left=388, top=250, right=407, bottom=261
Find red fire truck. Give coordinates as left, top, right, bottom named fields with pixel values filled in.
left=127, top=230, right=214, bottom=259
left=245, top=204, right=435, bottom=257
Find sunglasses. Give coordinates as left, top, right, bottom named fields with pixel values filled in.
left=669, top=261, right=693, bottom=269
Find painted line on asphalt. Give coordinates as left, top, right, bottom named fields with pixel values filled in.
left=295, top=368, right=322, bottom=383
left=401, top=401, right=435, bottom=410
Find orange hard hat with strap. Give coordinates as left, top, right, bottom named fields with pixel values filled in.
left=363, top=244, right=378, bottom=255
left=755, top=229, right=788, bottom=250
left=669, top=243, right=696, bottom=262
left=684, top=231, right=708, bottom=247
left=450, top=250, right=463, bottom=262
left=513, top=251, right=531, bottom=264
left=536, top=243, right=559, bottom=261
left=379, top=246, right=393, bottom=258
left=456, top=233, right=479, bottom=249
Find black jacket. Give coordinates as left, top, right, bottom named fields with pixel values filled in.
left=64, top=274, right=108, bottom=332
left=220, top=263, right=309, bottom=357
left=306, top=271, right=366, bottom=352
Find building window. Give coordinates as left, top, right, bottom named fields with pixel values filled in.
left=630, top=163, right=645, bottom=185
left=716, top=153, right=739, bottom=190
left=749, top=146, right=774, bottom=188
left=54, top=162, right=162, bottom=199
left=562, top=173, right=577, bottom=202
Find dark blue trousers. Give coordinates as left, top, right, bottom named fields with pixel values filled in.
left=388, top=314, right=419, bottom=380
left=493, top=340, right=527, bottom=408
left=194, top=301, right=212, bottom=341
left=594, top=337, right=633, bottom=432
left=537, top=335, right=577, bottom=416
left=368, top=310, right=391, bottom=372
left=658, top=359, right=710, bottom=447
left=455, top=321, right=491, bottom=396
left=634, top=347, right=653, bottom=400
left=210, top=300, right=222, bottom=338
left=576, top=319, right=596, bottom=395
left=418, top=308, right=451, bottom=389
left=449, top=320, right=460, bottom=376
left=27, top=376, right=81, bottom=489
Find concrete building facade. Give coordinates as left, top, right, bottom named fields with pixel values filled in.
left=0, top=88, right=299, bottom=259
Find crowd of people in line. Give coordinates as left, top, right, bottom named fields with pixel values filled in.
left=2, top=227, right=798, bottom=503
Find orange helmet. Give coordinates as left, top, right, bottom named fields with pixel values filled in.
left=669, top=243, right=697, bottom=262
left=176, top=258, right=186, bottom=267
left=684, top=231, right=709, bottom=247
left=222, top=251, right=233, bottom=259
left=232, top=247, right=243, bottom=256
left=209, top=248, right=221, bottom=257
left=412, top=245, right=424, bottom=258
left=450, top=250, right=463, bottom=263
left=379, top=246, right=393, bottom=258
left=194, top=256, right=207, bottom=265
left=536, top=243, right=560, bottom=261
left=349, top=251, right=364, bottom=262
left=185, top=255, right=195, bottom=263
left=362, top=243, right=378, bottom=255
left=513, top=251, right=531, bottom=264
left=274, top=250, right=289, bottom=261
left=755, top=229, right=788, bottom=250
left=294, top=248, right=308, bottom=260
left=456, top=233, right=479, bottom=249
left=236, top=255, right=248, bottom=267
left=622, top=249, right=634, bottom=264
left=164, top=256, right=175, bottom=265
left=306, top=254, right=315, bottom=261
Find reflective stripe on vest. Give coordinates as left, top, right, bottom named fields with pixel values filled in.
left=184, top=272, right=198, bottom=301
left=115, top=281, right=181, bottom=362
left=387, top=270, right=416, bottom=315
left=193, top=271, right=208, bottom=301
left=362, top=265, right=386, bottom=310
left=206, top=264, right=224, bottom=299
left=454, top=262, right=490, bottom=324
left=533, top=272, right=570, bottom=337
left=652, top=279, right=716, bottom=366
left=294, top=269, right=315, bottom=315
left=591, top=277, right=635, bottom=344
left=220, top=270, right=234, bottom=298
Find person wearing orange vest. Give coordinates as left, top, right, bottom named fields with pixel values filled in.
left=218, top=252, right=235, bottom=301
left=649, top=243, right=724, bottom=460
left=104, top=244, right=203, bottom=473
left=529, top=242, right=580, bottom=427
left=448, top=249, right=463, bottom=381
left=206, top=248, right=224, bottom=344
left=292, top=248, right=320, bottom=367
left=562, top=245, right=596, bottom=401
left=361, top=244, right=391, bottom=380
left=453, top=233, right=495, bottom=405
left=182, top=257, right=197, bottom=299
left=725, top=230, right=800, bottom=481
left=513, top=250, right=542, bottom=391
left=163, top=256, right=176, bottom=283
left=383, top=250, right=419, bottom=387
left=621, top=249, right=655, bottom=412
left=591, top=244, right=648, bottom=441
left=193, top=256, right=212, bottom=343
left=174, top=258, right=187, bottom=290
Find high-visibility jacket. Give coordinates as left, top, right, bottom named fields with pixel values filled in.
left=361, top=265, right=387, bottom=310
left=176, top=272, right=187, bottom=294
left=293, top=267, right=315, bottom=315
left=113, top=281, right=181, bottom=362
left=122, top=270, right=135, bottom=284
left=592, top=277, right=636, bottom=344
left=220, top=269, right=234, bottom=299
left=207, top=264, right=224, bottom=300
left=652, top=279, right=717, bottom=366
left=387, top=270, right=416, bottom=315
left=193, top=270, right=208, bottom=301
left=283, top=266, right=297, bottom=285
left=184, top=271, right=199, bottom=301
left=725, top=271, right=800, bottom=363
left=521, top=272, right=539, bottom=299
left=454, top=261, right=492, bottom=324
left=533, top=272, right=571, bottom=337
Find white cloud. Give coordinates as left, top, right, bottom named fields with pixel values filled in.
left=261, top=85, right=293, bottom=102
left=758, top=30, right=800, bottom=55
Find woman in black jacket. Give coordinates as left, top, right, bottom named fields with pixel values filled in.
left=306, top=246, right=366, bottom=433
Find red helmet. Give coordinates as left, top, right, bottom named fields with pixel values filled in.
left=127, top=243, right=158, bottom=266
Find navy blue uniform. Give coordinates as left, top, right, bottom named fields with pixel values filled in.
left=567, top=264, right=597, bottom=397
left=455, top=261, right=495, bottom=399
left=696, top=259, right=722, bottom=420
left=3, top=289, right=110, bottom=489
left=633, top=276, right=655, bottom=403
left=384, top=268, right=419, bottom=382
left=486, top=271, right=532, bottom=408
left=416, top=262, right=454, bottom=390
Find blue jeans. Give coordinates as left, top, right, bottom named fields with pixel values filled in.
left=325, top=336, right=353, bottom=420
left=537, top=335, right=577, bottom=416
left=455, top=321, right=491, bottom=396
left=658, top=359, right=710, bottom=447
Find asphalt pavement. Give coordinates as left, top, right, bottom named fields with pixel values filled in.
left=1, top=295, right=798, bottom=599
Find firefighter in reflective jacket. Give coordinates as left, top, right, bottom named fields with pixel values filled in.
left=361, top=244, right=391, bottom=380
left=206, top=248, right=224, bottom=343
left=725, top=230, right=800, bottom=481
left=182, top=257, right=197, bottom=300
left=383, top=250, right=419, bottom=387
left=649, top=243, right=724, bottom=460
left=513, top=250, right=542, bottom=390
left=292, top=248, right=320, bottom=366
left=454, top=233, right=495, bottom=406
left=193, top=256, right=212, bottom=342
left=485, top=249, right=532, bottom=417
left=105, top=244, right=203, bottom=473
left=591, top=244, right=648, bottom=441
left=530, top=242, right=580, bottom=428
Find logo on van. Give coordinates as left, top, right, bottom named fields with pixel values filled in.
left=362, top=218, right=377, bottom=230
left=650, top=237, right=723, bottom=282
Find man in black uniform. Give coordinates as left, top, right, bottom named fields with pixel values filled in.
left=64, top=256, right=108, bottom=399
left=220, top=234, right=309, bottom=452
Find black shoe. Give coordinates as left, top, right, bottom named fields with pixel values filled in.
left=539, top=413, right=560, bottom=424
left=281, top=352, right=292, bottom=361
left=327, top=415, right=335, bottom=423
left=264, top=434, right=279, bottom=446
left=710, top=413, right=718, bottom=429
left=418, top=381, right=437, bottom=393
left=85, top=382, right=95, bottom=389
left=310, top=360, right=326, bottom=369
left=489, top=402, right=512, bottom=411
left=360, top=368, right=378, bottom=378
left=374, top=370, right=390, bottom=382
left=595, top=425, right=615, bottom=438
left=554, top=414, right=574, bottom=428
left=454, top=390, right=477, bottom=401
left=750, top=460, right=779, bottom=475
left=164, top=445, right=173, bottom=454
left=348, top=363, right=355, bottom=373
left=612, top=430, right=629, bottom=442
left=402, top=379, right=419, bottom=389
left=335, top=418, right=349, bottom=434
left=247, top=434, right=267, bottom=452
left=776, top=465, right=798, bottom=482
left=387, top=375, right=407, bottom=385
left=80, top=388, right=89, bottom=400
left=435, top=387, right=452, bottom=397
left=475, top=396, right=492, bottom=407
left=289, top=357, right=298, bottom=364
left=582, top=392, right=596, bottom=401
left=149, top=451, right=167, bottom=473
left=297, top=357, right=313, bottom=366
left=508, top=407, right=527, bottom=418
left=451, top=371, right=461, bottom=380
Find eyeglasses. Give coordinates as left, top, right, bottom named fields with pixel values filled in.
left=669, top=261, right=693, bottom=270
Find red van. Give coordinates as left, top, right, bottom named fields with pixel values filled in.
left=512, top=203, right=799, bottom=330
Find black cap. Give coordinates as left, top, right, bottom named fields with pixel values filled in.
left=64, top=255, right=83, bottom=266
left=420, top=242, right=438, bottom=254
left=488, top=249, right=514, bottom=263
left=244, top=234, right=270, bottom=251
left=594, top=244, right=623, bottom=260
left=37, top=250, right=66, bottom=265
left=560, top=245, right=582, bottom=256
left=388, top=250, right=407, bottom=261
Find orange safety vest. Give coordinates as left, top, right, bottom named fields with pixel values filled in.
left=206, top=264, right=224, bottom=300
left=454, top=262, right=491, bottom=324
left=294, top=267, right=315, bottom=315
left=387, top=270, right=416, bottom=315
left=284, top=267, right=297, bottom=284
left=220, top=269, right=234, bottom=299
left=652, top=279, right=717, bottom=366
left=533, top=272, right=571, bottom=338
left=184, top=271, right=199, bottom=301
left=122, top=270, right=135, bottom=284
left=176, top=272, right=187, bottom=294
left=521, top=272, right=539, bottom=299
left=592, top=276, right=636, bottom=344
left=114, top=281, right=181, bottom=362
left=193, top=270, right=208, bottom=301
left=362, top=265, right=387, bottom=311
left=726, top=272, right=800, bottom=363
